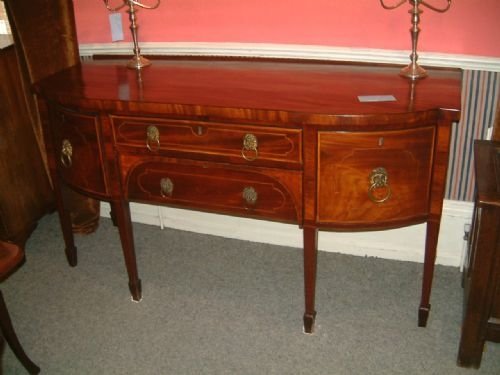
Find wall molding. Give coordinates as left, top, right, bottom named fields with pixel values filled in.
left=100, top=199, right=474, bottom=268
left=79, top=42, right=500, bottom=72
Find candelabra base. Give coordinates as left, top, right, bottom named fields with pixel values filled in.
left=126, top=55, right=152, bottom=70
left=400, top=62, right=428, bottom=80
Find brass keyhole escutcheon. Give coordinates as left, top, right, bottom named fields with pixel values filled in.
left=160, top=177, right=174, bottom=198
left=146, top=125, right=160, bottom=152
left=195, top=126, right=205, bottom=136
left=242, top=186, right=258, bottom=206
left=368, top=167, right=392, bottom=203
left=60, top=139, right=73, bottom=168
left=241, top=133, right=258, bottom=161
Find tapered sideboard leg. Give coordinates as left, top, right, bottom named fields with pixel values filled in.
left=111, top=200, right=142, bottom=302
left=419, top=219, right=440, bottom=327
left=54, top=183, right=77, bottom=267
left=303, top=226, right=318, bottom=334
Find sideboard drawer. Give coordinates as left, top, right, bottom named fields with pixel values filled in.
left=122, top=156, right=302, bottom=223
left=317, top=126, right=435, bottom=226
left=51, top=108, right=107, bottom=196
left=111, top=116, right=302, bottom=167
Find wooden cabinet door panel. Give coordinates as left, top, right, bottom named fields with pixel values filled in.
left=317, top=127, right=435, bottom=226
left=52, top=108, right=107, bottom=196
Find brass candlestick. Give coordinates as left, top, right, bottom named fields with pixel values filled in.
left=103, top=0, right=161, bottom=69
left=380, top=0, right=452, bottom=80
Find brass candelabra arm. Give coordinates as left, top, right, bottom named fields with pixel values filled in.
left=420, top=0, right=452, bottom=13
left=379, top=0, right=407, bottom=10
left=129, top=0, right=161, bottom=10
left=380, top=0, right=450, bottom=11
left=103, top=0, right=127, bottom=12
left=103, top=0, right=160, bottom=11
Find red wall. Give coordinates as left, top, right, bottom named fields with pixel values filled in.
left=74, top=0, right=500, bottom=58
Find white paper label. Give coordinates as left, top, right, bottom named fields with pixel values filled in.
left=109, top=13, right=124, bottom=42
left=358, top=95, right=397, bottom=102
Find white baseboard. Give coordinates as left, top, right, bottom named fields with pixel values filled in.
left=100, top=200, right=473, bottom=267
left=79, top=42, right=500, bottom=72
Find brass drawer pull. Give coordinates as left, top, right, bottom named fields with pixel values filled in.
left=242, top=186, right=258, bottom=206
left=146, top=125, right=160, bottom=152
left=60, top=139, right=73, bottom=168
left=241, top=133, right=258, bottom=161
left=368, top=167, right=392, bottom=203
left=160, top=177, right=174, bottom=197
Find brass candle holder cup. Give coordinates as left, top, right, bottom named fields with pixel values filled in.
left=103, top=0, right=161, bottom=69
left=380, top=0, right=452, bottom=80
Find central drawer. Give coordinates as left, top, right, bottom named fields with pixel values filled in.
left=121, top=155, right=302, bottom=223
left=111, top=116, right=302, bottom=168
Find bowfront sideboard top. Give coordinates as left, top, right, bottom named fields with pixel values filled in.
left=34, top=58, right=461, bottom=333
left=36, top=58, right=461, bottom=122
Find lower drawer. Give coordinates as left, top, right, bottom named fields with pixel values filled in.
left=121, top=156, right=302, bottom=223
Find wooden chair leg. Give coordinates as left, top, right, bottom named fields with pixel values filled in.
left=0, top=290, right=40, bottom=374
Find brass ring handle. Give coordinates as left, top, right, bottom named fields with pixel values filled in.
left=160, top=177, right=174, bottom=198
left=242, top=186, right=258, bottom=206
left=146, top=125, right=160, bottom=152
left=60, top=139, right=73, bottom=168
left=368, top=167, right=392, bottom=203
left=241, top=133, right=258, bottom=161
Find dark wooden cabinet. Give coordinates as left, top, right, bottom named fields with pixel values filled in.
left=34, top=58, right=461, bottom=333
left=5, top=0, right=101, bottom=235
left=458, top=140, right=500, bottom=368
left=0, top=43, right=53, bottom=244
left=494, top=96, right=500, bottom=141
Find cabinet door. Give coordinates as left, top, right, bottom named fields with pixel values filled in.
left=317, top=127, right=435, bottom=227
left=51, top=108, right=107, bottom=197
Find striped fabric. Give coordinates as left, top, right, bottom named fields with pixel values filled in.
left=445, top=70, right=500, bottom=201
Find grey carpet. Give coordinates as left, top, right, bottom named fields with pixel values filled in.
left=1, top=213, right=499, bottom=374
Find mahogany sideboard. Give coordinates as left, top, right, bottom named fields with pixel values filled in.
left=34, top=58, right=461, bottom=333
left=458, top=140, right=500, bottom=368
